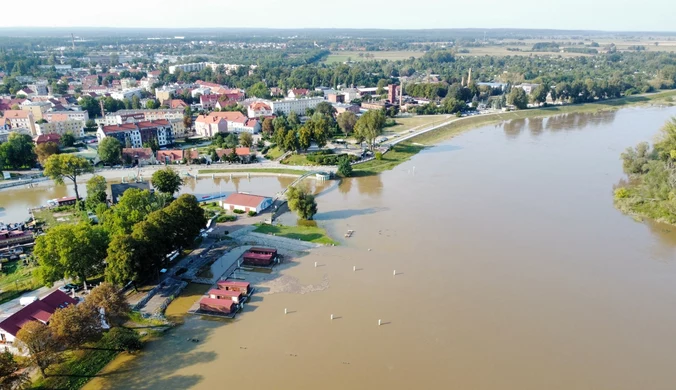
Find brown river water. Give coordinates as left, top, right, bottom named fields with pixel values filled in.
left=22, top=107, right=676, bottom=389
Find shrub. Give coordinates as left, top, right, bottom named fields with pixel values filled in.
left=375, top=152, right=383, bottom=160
left=297, top=219, right=318, bottom=227
left=614, top=187, right=630, bottom=200
left=103, top=327, right=142, bottom=353
left=216, top=214, right=236, bottom=222
left=247, top=210, right=257, bottom=217
left=233, top=209, right=245, bottom=214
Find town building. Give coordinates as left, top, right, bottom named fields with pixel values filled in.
left=0, top=290, right=78, bottom=348
left=361, top=101, right=388, bottom=110
left=220, top=193, right=272, bottom=214
left=208, top=289, right=243, bottom=304
left=44, top=110, right=89, bottom=122
left=199, top=94, right=220, bottom=110
left=194, top=112, right=259, bottom=137
left=214, top=147, right=253, bottom=163
left=270, top=97, right=324, bottom=116
left=155, top=86, right=177, bottom=102
left=0, top=110, right=36, bottom=135
left=287, top=88, right=309, bottom=98
left=327, top=93, right=345, bottom=103
left=122, top=148, right=156, bottom=166
left=217, top=280, right=251, bottom=295
left=156, top=149, right=184, bottom=164
left=247, top=101, right=273, bottom=118
left=20, top=101, right=52, bottom=121
left=387, top=84, right=399, bottom=104
left=243, top=247, right=278, bottom=266
left=96, top=109, right=184, bottom=126
left=0, top=230, right=34, bottom=248
left=35, top=114, right=85, bottom=138
left=97, top=120, right=172, bottom=148
left=110, top=88, right=143, bottom=101
left=33, top=133, right=61, bottom=145
left=332, top=103, right=360, bottom=115
left=168, top=62, right=210, bottom=74
left=341, top=88, right=360, bottom=103
left=514, top=83, right=540, bottom=95
left=199, top=297, right=236, bottom=314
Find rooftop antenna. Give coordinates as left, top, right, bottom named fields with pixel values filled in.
left=71, top=33, right=75, bottom=50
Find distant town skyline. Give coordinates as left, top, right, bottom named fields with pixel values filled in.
left=4, top=0, right=676, bottom=32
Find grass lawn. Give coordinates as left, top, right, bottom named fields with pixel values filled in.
left=383, top=115, right=452, bottom=135
left=33, top=207, right=83, bottom=228
left=254, top=223, right=338, bottom=245
left=265, top=146, right=285, bottom=160
left=324, top=50, right=424, bottom=64
left=0, top=261, right=41, bottom=305
left=197, top=168, right=307, bottom=176
left=352, top=143, right=425, bottom=176
left=281, top=154, right=316, bottom=166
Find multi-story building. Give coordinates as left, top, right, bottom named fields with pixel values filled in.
left=0, top=110, right=36, bottom=135
left=44, top=111, right=89, bottom=122
left=194, top=111, right=260, bottom=137
left=168, top=62, right=209, bottom=74
left=97, top=120, right=172, bottom=148
left=110, top=88, right=143, bottom=101
left=270, top=97, right=324, bottom=116
left=96, top=109, right=184, bottom=126
left=35, top=114, right=85, bottom=138
left=247, top=101, right=273, bottom=118
left=20, top=101, right=52, bottom=121
left=169, top=119, right=188, bottom=139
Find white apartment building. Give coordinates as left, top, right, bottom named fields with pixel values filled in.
left=97, top=120, right=172, bottom=149
left=168, top=62, right=209, bottom=74
left=270, top=97, right=324, bottom=116
left=110, top=88, right=143, bottom=101
left=0, top=110, right=36, bottom=135
left=35, top=115, right=85, bottom=138
left=44, top=111, right=89, bottom=122
left=95, top=109, right=184, bottom=126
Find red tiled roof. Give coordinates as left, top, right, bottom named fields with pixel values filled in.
left=156, top=149, right=183, bottom=161
left=34, top=134, right=62, bottom=144
left=169, top=99, right=188, bottom=109
left=0, top=290, right=78, bottom=337
left=1, top=110, right=31, bottom=120
left=215, top=147, right=251, bottom=158
left=208, top=289, right=242, bottom=298
left=222, top=192, right=269, bottom=208
left=196, top=111, right=247, bottom=125
left=217, top=280, right=250, bottom=288
left=199, top=296, right=235, bottom=309
left=249, top=102, right=271, bottom=110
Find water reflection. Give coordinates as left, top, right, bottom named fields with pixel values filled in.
left=356, top=174, right=383, bottom=197
left=528, top=117, right=544, bottom=136
left=338, top=178, right=353, bottom=195
left=503, top=118, right=526, bottom=139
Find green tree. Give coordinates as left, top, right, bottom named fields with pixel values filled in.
left=210, top=149, right=219, bottom=162
left=43, top=154, right=94, bottom=201
left=287, top=111, right=300, bottom=129
left=354, top=109, right=386, bottom=150
left=84, top=119, right=98, bottom=132
left=298, top=126, right=312, bottom=151
left=308, top=114, right=330, bottom=147
left=338, top=157, right=353, bottom=177
left=507, top=87, right=529, bottom=109
left=286, top=185, right=318, bottom=220
left=131, top=95, right=141, bottom=109
left=151, top=167, right=183, bottom=196
left=0, top=351, right=30, bottom=389
left=262, top=118, right=274, bottom=135
left=273, top=127, right=287, bottom=146
left=34, top=222, right=109, bottom=286
left=315, top=101, right=337, bottom=118
left=16, top=321, right=60, bottom=377
left=35, top=142, right=59, bottom=165
left=239, top=132, right=253, bottom=148
left=105, top=234, right=140, bottom=285
left=654, top=118, right=676, bottom=161
left=86, top=175, right=108, bottom=210
left=246, top=82, right=270, bottom=99
left=100, top=189, right=160, bottom=235
left=49, top=303, right=102, bottom=349
left=284, top=130, right=298, bottom=152
left=60, top=132, right=76, bottom=147
left=145, top=100, right=157, bottom=109
left=98, top=137, right=122, bottom=165
left=86, top=282, right=130, bottom=327
left=530, top=84, right=549, bottom=104
left=0, top=133, right=37, bottom=169
left=337, top=111, right=357, bottom=135
left=224, top=133, right=238, bottom=149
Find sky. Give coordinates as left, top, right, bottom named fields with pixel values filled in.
left=2, top=0, right=675, bottom=31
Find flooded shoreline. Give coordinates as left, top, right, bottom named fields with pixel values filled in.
left=47, top=107, right=676, bottom=389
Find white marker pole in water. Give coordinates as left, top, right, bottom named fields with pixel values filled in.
left=378, top=319, right=382, bottom=326
left=331, top=314, right=334, bottom=320
left=285, top=308, right=288, bottom=315
left=315, top=262, right=318, bottom=268
left=393, top=270, right=396, bottom=276
left=353, top=266, right=356, bottom=272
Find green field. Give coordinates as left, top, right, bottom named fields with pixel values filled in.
left=265, top=146, right=285, bottom=160
left=197, top=168, right=307, bottom=176
left=253, top=223, right=337, bottom=245
left=325, top=50, right=424, bottom=64
left=0, top=260, right=41, bottom=305
left=353, top=143, right=425, bottom=176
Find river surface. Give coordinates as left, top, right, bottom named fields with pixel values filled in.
left=75, top=107, right=676, bottom=389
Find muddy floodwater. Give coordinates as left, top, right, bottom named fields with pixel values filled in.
left=85, top=107, right=676, bottom=389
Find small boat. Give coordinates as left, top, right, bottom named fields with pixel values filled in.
left=344, top=230, right=354, bottom=238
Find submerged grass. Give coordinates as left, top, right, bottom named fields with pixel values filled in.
left=253, top=223, right=338, bottom=245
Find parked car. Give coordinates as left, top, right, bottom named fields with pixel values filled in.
left=58, top=283, right=82, bottom=293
